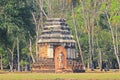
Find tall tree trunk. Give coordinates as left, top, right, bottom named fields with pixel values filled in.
left=25, top=64, right=28, bottom=71
left=33, top=0, right=44, bottom=62
left=48, top=0, right=52, bottom=17
left=115, top=25, right=119, bottom=70
left=115, top=25, right=119, bottom=58
left=17, top=37, right=20, bottom=71
left=8, top=52, right=14, bottom=72
left=80, top=0, right=97, bottom=70
left=96, top=28, right=103, bottom=71
left=91, top=23, right=94, bottom=70
left=36, top=0, right=48, bottom=18
left=90, top=1, right=97, bottom=70
left=9, top=62, right=12, bottom=72
left=32, top=12, right=39, bottom=62
left=35, top=39, right=38, bottom=62
left=105, top=8, right=120, bottom=70
left=71, top=2, right=85, bottom=68
left=98, top=48, right=102, bottom=71
left=11, top=53, right=14, bottom=72
left=88, top=27, right=92, bottom=69
left=0, top=55, right=3, bottom=70
left=8, top=41, right=15, bottom=72
left=9, top=51, right=14, bottom=72
left=29, top=39, right=35, bottom=63
left=80, top=0, right=92, bottom=69
left=60, top=0, right=65, bottom=17
left=87, top=12, right=92, bottom=69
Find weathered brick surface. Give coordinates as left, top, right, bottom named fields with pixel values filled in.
left=39, top=44, right=48, bottom=58
left=54, top=46, right=67, bottom=72
left=32, top=44, right=85, bottom=73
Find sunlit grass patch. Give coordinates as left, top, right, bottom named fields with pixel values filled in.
left=0, top=72, right=120, bottom=80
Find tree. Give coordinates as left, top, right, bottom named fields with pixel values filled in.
left=79, top=0, right=101, bottom=70
left=0, top=0, right=36, bottom=71
left=71, top=1, right=85, bottom=68
left=101, top=0, right=120, bottom=70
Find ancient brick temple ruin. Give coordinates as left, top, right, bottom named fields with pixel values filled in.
left=31, top=18, right=85, bottom=73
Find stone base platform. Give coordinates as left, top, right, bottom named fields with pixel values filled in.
left=31, top=58, right=85, bottom=73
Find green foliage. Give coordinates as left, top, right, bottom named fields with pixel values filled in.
left=0, top=0, right=36, bottom=70
left=20, top=60, right=29, bottom=66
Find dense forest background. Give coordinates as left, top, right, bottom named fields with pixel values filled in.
left=0, top=0, right=120, bottom=72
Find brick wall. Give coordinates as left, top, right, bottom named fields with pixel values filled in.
left=39, top=43, right=48, bottom=58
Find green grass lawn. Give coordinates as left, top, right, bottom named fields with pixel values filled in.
left=0, top=72, right=120, bottom=80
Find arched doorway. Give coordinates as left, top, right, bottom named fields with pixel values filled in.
left=54, top=46, right=67, bottom=72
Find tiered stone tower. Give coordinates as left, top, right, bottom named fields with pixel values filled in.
left=31, top=18, right=84, bottom=73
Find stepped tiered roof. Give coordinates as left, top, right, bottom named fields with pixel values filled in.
left=38, top=18, right=75, bottom=44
